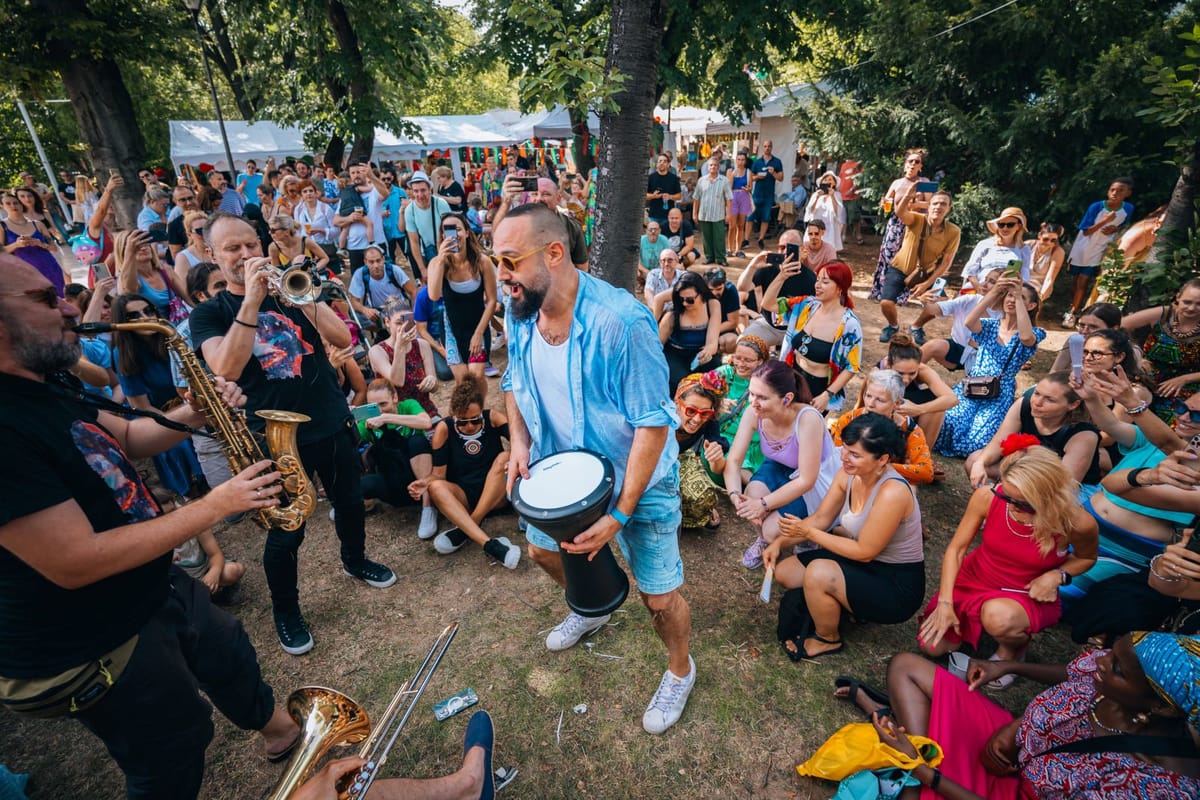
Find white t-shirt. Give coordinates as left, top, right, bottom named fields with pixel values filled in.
left=531, top=322, right=572, bottom=453
left=936, top=295, right=1002, bottom=370
left=961, top=240, right=1031, bottom=285
left=345, top=187, right=385, bottom=249
left=1069, top=205, right=1131, bottom=267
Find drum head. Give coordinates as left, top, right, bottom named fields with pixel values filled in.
left=515, top=450, right=612, bottom=512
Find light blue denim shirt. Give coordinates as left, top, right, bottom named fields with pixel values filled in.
left=502, top=271, right=679, bottom=497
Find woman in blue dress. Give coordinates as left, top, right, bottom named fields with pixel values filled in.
left=935, top=278, right=1044, bottom=457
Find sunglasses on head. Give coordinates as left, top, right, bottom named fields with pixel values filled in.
left=487, top=244, right=549, bottom=272
left=680, top=403, right=714, bottom=420
left=0, top=286, right=59, bottom=309
left=996, top=221, right=1019, bottom=229
left=1172, top=400, right=1200, bottom=423
left=991, top=486, right=1035, bottom=514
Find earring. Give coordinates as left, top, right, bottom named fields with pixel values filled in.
left=1132, top=712, right=1150, bottom=726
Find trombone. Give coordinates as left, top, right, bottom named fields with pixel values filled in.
left=269, top=623, right=459, bottom=800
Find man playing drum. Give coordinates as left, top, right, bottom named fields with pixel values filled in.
left=497, top=203, right=696, bottom=735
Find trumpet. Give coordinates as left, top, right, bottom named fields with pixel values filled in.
left=269, top=623, right=459, bottom=800
left=266, top=261, right=320, bottom=305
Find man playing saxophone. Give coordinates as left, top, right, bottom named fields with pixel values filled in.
left=191, top=212, right=397, bottom=657
left=0, top=255, right=302, bottom=799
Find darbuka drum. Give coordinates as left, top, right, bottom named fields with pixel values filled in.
left=511, top=450, right=629, bottom=617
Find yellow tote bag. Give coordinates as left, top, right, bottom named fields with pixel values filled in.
left=797, top=722, right=944, bottom=782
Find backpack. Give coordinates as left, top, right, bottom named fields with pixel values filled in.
left=359, top=263, right=403, bottom=300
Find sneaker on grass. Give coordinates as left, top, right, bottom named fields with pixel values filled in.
left=545, top=612, right=611, bottom=651
left=434, top=527, right=469, bottom=554
left=642, top=656, right=696, bottom=734
left=342, top=558, right=397, bottom=588
left=274, top=609, right=313, bottom=656
left=417, top=506, right=438, bottom=540
left=483, top=536, right=521, bottom=569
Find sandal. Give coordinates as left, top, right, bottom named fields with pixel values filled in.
left=781, top=635, right=806, bottom=663
left=801, top=633, right=845, bottom=659
left=834, top=675, right=891, bottom=709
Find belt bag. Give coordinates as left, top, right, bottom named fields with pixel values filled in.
left=961, top=341, right=1018, bottom=400
left=0, top=634, right=138, bottom=718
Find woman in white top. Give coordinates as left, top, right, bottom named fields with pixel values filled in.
left=173, top=210, right=209, bottom=284
left=960, top=207, right=1032, bottom=293
left=1026, top=222, right=1066, bottom=301
left=294, top=179, right=337, bottom=244
left=805, top=171, right=846, bottom=252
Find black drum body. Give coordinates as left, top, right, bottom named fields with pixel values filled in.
left=510, top=450, right=629, bottom=617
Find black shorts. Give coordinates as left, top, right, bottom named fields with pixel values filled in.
left=905, top=383, right=938, bottom=407
left=879, top=266, right=909, bottom=302
left=943, top=339, right=967, bottom=370
left=796, top=549, right=925, bottom=624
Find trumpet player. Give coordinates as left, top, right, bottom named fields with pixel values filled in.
left=192, top=212, right=397, bottom=657
left=0, top=255, right=302, bottom=799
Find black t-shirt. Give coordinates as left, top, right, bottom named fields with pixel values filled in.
left=438, top=181, right=466, bottom=210
left=715, top=281, right=741, bottom=323
left=0, top=373, right=168, bottom=677
left=561, top=211, right=589, bottom=266
left=745, top=265, right=816, bottom=328
left=647, top=171, right=682, bottom=218
left=431, top=411, right=508, bottom=487
left=167, top=214, right=187, bottom=248
left=189, top=292, right=350, bottom=445
left=662, top=219, right=695, bottom=254
left=59, top=181, right=76, bottom=202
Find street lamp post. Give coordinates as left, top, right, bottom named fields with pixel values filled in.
left=183, top=0, right=236, bottom=175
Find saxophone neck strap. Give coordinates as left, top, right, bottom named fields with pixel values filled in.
left=48, top=373, right=213, bottom=438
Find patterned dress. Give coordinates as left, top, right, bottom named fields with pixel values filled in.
left=935, top=317, right=1045, bottom=457
left=869, top=213, right=908, bottom=302
left=1142, top=308, right=1200, bottom=423
left=379, top=340, right=437, bottom=416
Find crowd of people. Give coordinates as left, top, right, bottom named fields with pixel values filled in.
left=2, top=141, right=1200, bottom=800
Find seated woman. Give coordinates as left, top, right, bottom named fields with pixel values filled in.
left=919, top=444, right=1098, bottom=682
left=368, top=304, right=439, bottom=416
left=774, top=261, right=862, bottom=413
left=841, top=632, right=1200, bottom=800
left=355, top=379, right=437, bottom=539
left=711, top=334, right=769, bottom=487
left=831, top=368, right=934, bottom=485
left=407, top=380, right=520, bottom=569
left=879, top=331, right=957, bottom=448
left=965, top=372, right=1101, bottom=499
left=673, top=371, right=730, bottom=529
left=1073, top=327, right=1153, bottom=471
left=1122, top=277, right=1200, bottom=423
left=763, top=413, right=925, bottom=660
left=1048, top=301, right=1123, bottom=372
left=935, top=278, right=1044, bottom=457
left=725, top=360, right=841, bottom=570
left=658, top=271, right=721, bottom=394
left=1072, top=365, right=1200, bottom=597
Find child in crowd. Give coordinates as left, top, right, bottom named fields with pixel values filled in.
left=1062, top=177, right=1134, bottom=327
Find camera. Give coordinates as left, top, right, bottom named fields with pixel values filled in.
left=517, top=176, right=540, bottom=192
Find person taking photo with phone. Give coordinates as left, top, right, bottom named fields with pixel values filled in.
left=878, top=185, right=961, bottom=344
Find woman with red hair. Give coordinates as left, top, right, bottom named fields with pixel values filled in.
left=777, top=261, right=862, bottom=413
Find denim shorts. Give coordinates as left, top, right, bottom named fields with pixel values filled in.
left=1068, top=264, right=1101, bottom=278
left=524, top=467, right=684, bottom=596
left=879, top=266, right=910, bottom=302
left=748, top=198, right=774, bottom=224
left=748, top=459, right=810, bottom=518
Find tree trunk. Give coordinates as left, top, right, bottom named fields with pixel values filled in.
left=569, top=106, right=595, bottom=175
left=326, top=0, right=377, bottom=164
left=590, top=0, right=666, bottom=289
left=1132, top=139, right=1200, bottom=312
left=324, top=133, right=347, bottom=172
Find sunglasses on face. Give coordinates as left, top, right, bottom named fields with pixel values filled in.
left=190, top=228, right=205, bottom=235
left=905, top=158, right=922, bottom=164
left=991, top=486, right=1035, bottom=514
left=680, top=404, right=714, bottom=420
left=1172, top=400, right=1200, bottom=423
left=1040, top=236, right=1059, bottom=243
left=487, top=244, right=549, bottom=272
left=453, top=415, right=484, bottom=430
left=996, top=221, right=1019, bottom=229
left=0, top=286, right=59, bottom=308
left=680, top=295, right=698, bottom=305
left=124, top=309, right=155, bottom=320
left=269, top=228, right=289, bottom=234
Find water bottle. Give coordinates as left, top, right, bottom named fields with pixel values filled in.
left=1068, top=333, right=1084, bottom=382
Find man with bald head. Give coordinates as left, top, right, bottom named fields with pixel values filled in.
left=493, top=174, right=589, bottom=270
left=0, top=254, right=302, bottom=797
left=497, top=203, right=696, bottom=735
left=190, top=212, right=397, bottom=657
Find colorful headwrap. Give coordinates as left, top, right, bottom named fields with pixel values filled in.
left=1132, top=631, right=1200, bottom=730
left=736, top=334, right=769, bottom=362
left=675, top=370, right=729, bottom=401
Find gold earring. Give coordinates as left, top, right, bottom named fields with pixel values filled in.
left=1133, top=712, right=1150, bottom=726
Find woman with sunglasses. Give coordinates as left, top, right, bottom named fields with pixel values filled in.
left=1, top=192, right=69, bottom=296
left=960, top=207, right=1031, bottom=294
left=274, top=175, right=302, bottom=219
left=966, top=372, right=1101, bottom=498
left=266, top=214, right=331, bottom=277
left=111, top=294, right=205, bottom=503
left=868, top=148, right=928, bottom=303
left=919, top=444, right=1097, bottom=680
left=1122, top=277, right=1200, bottom=423
left=673, top=371, right=731, bottom=529
left=1026, top=221, right=1066, bottom=300
left=658, top=271, right=722, bottom=395
left=427, top=213, right=498, bottom=394
left=173, top=210, right=210, bottom=284
left=726, top=360, right=841, bottom=570
left=114, top=229, right=189, bottom=322
left=776, top=262, right=862, bottom=413
left=407, top=380, right=521, bottom=569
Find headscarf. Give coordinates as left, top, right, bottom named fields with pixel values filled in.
left=675, top=370, right=729, bottom=402
left=1132, top=631, right=1200, bottom=730
left=736, top=334, right=769, bottom=362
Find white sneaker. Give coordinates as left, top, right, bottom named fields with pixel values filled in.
left=545, top=612, right=611, bottom=652
left=433, top=527, right=469, bottom=554
left=1062, top=311, right=1076, bottom=328
left=642, top=656, right=696, bottom=734
left=417, top=506, right=438, bottom=540
left=497, top=536, right=520, bottom=569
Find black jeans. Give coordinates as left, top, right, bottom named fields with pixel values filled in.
left=263, top=425, right=366, bottom=613
left=362, top=432, right=428, bottom=507
left=76, top=569, right=274, bottom=799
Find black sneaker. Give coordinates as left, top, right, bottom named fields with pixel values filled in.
left=343, top=558, right=397, bottom=589
left=274, top=610, right=314, bottom=656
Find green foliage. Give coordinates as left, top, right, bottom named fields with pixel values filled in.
left=1140, top=22, right=1200, bottom=160
left=943, top=181, right=1004, bottom=245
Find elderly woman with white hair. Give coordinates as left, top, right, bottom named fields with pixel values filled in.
left=830, top=368, right=935, bottom=485
left=805, top=171, right=846, bottom=252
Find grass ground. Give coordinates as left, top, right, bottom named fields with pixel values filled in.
left=1, top=235, right=1083, bottom=799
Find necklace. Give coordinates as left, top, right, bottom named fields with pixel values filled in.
left=1168, top=314, right=1200, bottom=339
left=1004, top=504, right=1035, bottom=538
left=1090, top=695, right=1131, bottom=736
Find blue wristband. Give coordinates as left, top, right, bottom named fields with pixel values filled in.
left=609, top=508, right=631, bottom=528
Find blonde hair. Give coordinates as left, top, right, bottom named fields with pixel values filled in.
left=182, top=210, right=208, bottom=235
left=268, top=214, right=296, bottom=232
left=998, top=446, right=1078, bottom=555
left=433, top=166, right=453, bottom=180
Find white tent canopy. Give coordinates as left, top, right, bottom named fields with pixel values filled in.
left=497, top=105, right=600, bottom=141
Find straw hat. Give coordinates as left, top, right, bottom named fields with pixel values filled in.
left=986, top=207, right=1027, bottom=235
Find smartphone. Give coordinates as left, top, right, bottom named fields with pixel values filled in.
left=765, top=252, right=785, bottom=266
left=445, top=227, right=459, bottom=253
left=915, top=181, right=939, bottom=194
left=93, top=262, right=111, bottom=281
left=352, top=402, right=381, bottom=423
left=108, top=168, right=120, bottom=179
left=517, top=176, right=540, bottom=192
left=931, top=277, right=948, bottom=296
left=1004, top=258, right=1023, bottom=277
left=785, top=243, right=801, bottom=262
left=148, top=224, right=169, bottom=243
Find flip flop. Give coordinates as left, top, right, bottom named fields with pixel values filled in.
left=780, top=635, right=806, bottom=663
left=265, top=734, right=300, bottom=764
left=834, top=675, right=891, bottom=710
left=464, top=710, right=495, bottom=800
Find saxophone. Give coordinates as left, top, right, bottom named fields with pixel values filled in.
left=75, top=321, right=316, bottom=531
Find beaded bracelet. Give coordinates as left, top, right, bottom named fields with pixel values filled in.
left=1126, top=400, right=1150, bottom=416
left=1149, top=553, right=1186, bottom=583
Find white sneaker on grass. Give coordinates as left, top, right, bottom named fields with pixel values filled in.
left=642, top=656, right=696, bottom=734
left=483, top=536, right=521, bottom=569
left=417, top=506, right=438, bottom=540
left=433, top=527, right=469, bottom=554
left=545, top=612, right=611, bottom=651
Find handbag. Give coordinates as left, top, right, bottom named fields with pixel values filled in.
left=961, top=336, right=1019, bottom=400
left=797, top=721, right=943, bottom=781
